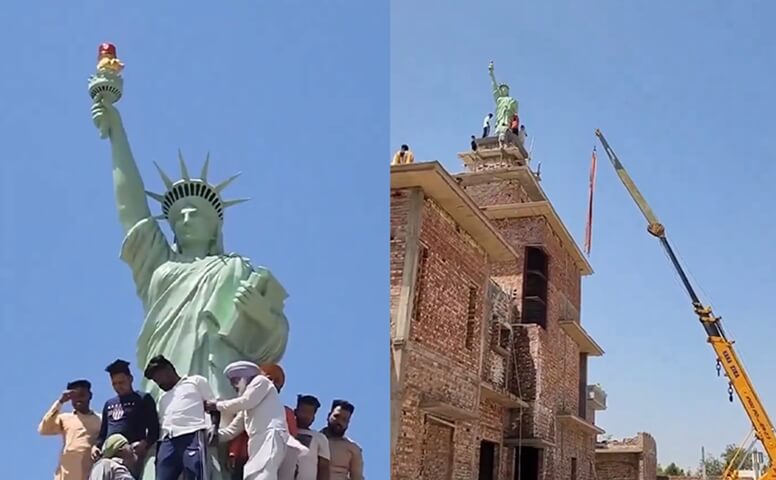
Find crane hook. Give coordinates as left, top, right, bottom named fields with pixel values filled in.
left=716, top=359, right=722, bottom=376
left=728, top=383, right=734, bottom=403
left=647, top=223, right=665, bottom=238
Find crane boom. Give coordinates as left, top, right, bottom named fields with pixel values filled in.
left=595, top=129, right=776, bottom=480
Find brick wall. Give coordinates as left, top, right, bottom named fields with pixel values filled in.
left=478, top=398, right=512, bottom=479
left=410, top=198, right=488, bottom=368
left=391, top=190, right=496, bottom=480
left=641, top=433, right=658, bottom=480
left=462, top=178, right=533, bottom=206
left=462, top=185, right=594, bottom=479
left=596, top=433, right=658, bottom=480
left=596, top=453, right=639, bottom=480
left=420, top=419, right=454, bottom=480
left=565, top=430, right=597, bottom=480
left=482, top=280, right=517, bottom=392
left=391, top=163, right=597, bottom=480
left=390, top=190, right=410, bottom=337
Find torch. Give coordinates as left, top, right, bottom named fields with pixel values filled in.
left=88, top=43, right=125, bottom=139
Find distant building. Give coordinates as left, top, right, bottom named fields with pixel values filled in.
left=596, top=433, right=657, bottom=480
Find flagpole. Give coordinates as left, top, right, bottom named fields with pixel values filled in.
left=584, top=146, right=598, bottom=256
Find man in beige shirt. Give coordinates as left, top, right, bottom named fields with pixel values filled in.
left=390, top=145, right=414, bottom=166
left=321, top=400, right=363, bottom=480
left=39, top=379, right=103, bottom=480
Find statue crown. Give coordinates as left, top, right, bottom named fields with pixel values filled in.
left=145, top=150, right=249, bottom=221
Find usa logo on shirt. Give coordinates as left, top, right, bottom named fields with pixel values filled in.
left=111, top=404, right=125, bottom=420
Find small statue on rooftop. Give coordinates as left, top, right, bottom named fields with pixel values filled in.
left=488, top=61, right=519, bottom=147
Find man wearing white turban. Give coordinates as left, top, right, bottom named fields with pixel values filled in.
left=206, top=362, right=288, bottom=480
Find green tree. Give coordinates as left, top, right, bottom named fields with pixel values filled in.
left=701, top=455, right=724, bottom=476
left=721, top=444, right=753, bottom=471
left=664, top=463, right=685, bottom=476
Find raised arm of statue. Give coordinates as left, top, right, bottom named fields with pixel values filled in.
left=91, top=96, right=152, bottom=234
left=488, top=61, right=499, bottom=100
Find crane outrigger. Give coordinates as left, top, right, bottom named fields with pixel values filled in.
left=595, top=129, right=776, bottom=479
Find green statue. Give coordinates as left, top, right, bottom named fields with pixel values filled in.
left=488, top=61, right=519, bottom=140
left=89, top=45, right=289, bottom=479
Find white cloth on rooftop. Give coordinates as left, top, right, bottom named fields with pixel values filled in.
left=216, top=374, right=289, bottom=480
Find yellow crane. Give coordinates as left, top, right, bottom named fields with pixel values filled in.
left=595, top=129, right=776, bottom=480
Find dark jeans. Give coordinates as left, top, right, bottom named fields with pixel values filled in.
left=232, top=466, right=244, bottom=480
left=156, top=430, right=207, bottom=480
left=482, top=127, right=490, bottom=138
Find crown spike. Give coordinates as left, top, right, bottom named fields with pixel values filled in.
left=153, top=162, right=174, bottom=189
left=145, top=191, right=165, bottom=203
left=215, top=172, right=242, bottom=193
left=200, top=152, right=211, bottom=181
left=178, top=149, right=190, bottom=180
left=223, top=198, right=250, bottom=208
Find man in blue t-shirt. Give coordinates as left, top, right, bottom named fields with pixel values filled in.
left=92, top=359, right=160, bottom=477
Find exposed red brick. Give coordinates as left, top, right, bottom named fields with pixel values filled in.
left=392, top=193, right=496, bottom=480
left=420, top=420, right=455, bottom=480
left=390, top=190, right=410, bottom=338
left=596, top=433, right=658, bottom=480
left=463, top=179, right=532, bottom=206
left=391, top=159, right=605, bottom=480
left=480, top=215, right=594, bottom=479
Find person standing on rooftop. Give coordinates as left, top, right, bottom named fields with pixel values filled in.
left=482, top=113, right=493, bottom=138
left=144, top=355, right=220, bottom=480
left=390, top=145, right=415, bottom=166
left=207, top=361, right=289, bottom=480
left=295, top=395, right=330, bottom=480
left=92, top=360, right=160, bottom=479
left=39, top=379, right=102, bottom=480
left=322, top=401, right=363, bottom=480
left=261, top=364, right=307, bottom=480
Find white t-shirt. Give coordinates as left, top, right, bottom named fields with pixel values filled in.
left=483, top=115, right=491, bottom=128
left=158, top=375, right=216, bottom=439
left=295, top=428, right=331, bottom=480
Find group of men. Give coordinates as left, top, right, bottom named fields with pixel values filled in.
left=479, top=112, right=527, bottom=146
left=39, top=358, right=363, bottom=480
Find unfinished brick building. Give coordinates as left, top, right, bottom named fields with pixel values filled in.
left=596, top=433, right=658, bottom=480
left=390, top=140, right=607, bottom=480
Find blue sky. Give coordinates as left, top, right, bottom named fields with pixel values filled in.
left=392, top=0, right=776, bottom=471
left=0, top=2, right=387, bottom=478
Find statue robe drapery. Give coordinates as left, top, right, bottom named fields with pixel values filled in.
left=120, top=217, right=289, bottom=480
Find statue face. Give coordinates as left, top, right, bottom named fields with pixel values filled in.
left=499, top=84, right=510, bottom=96
left=170, top=200, right=218, bottom=253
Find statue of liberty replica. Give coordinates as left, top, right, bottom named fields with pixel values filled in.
left=88, top=43, right=289, bottom=479
left=488, top=60, right=519, bottom=148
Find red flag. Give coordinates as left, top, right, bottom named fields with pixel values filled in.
left=584, top=147, right=597, bottom=256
